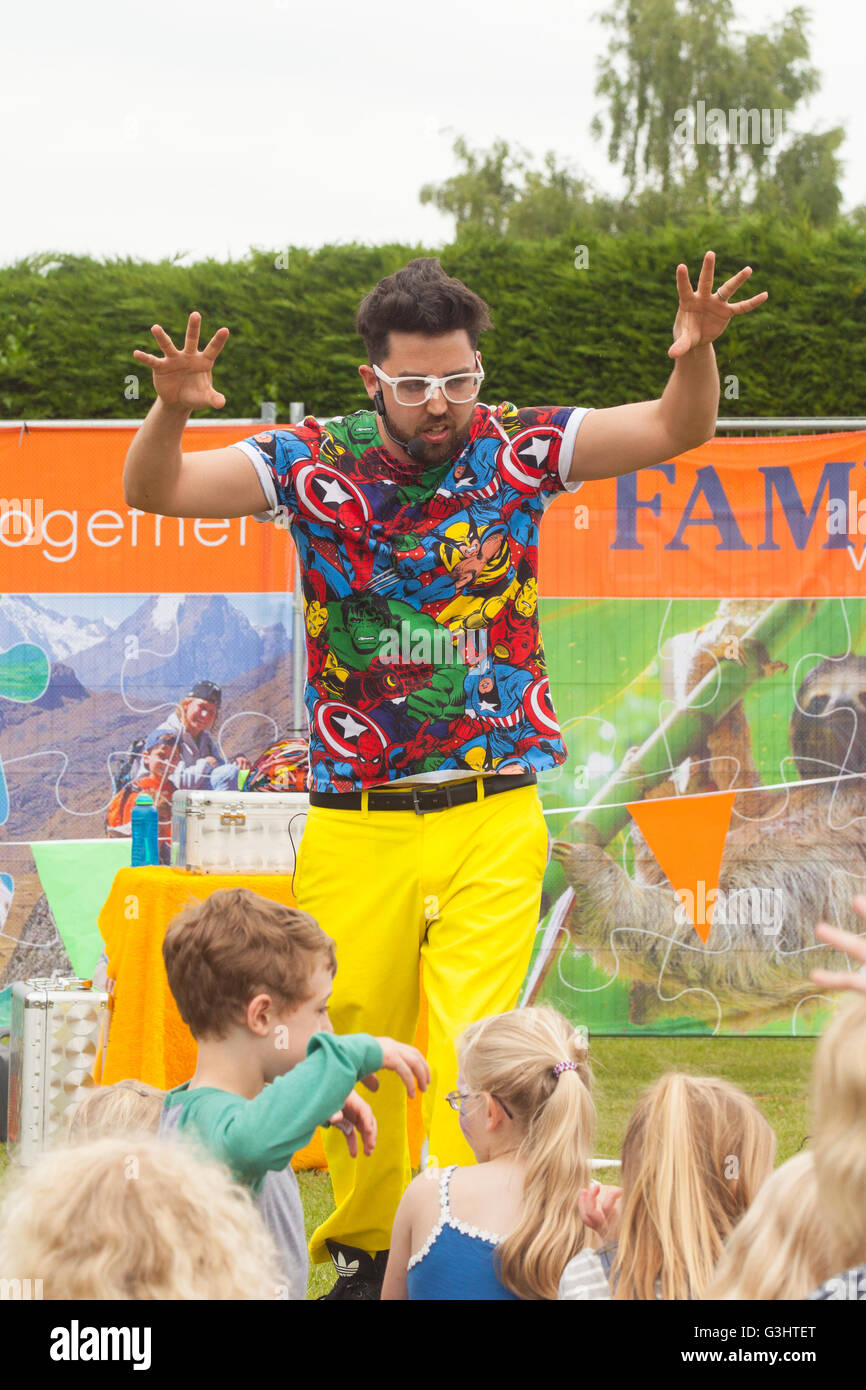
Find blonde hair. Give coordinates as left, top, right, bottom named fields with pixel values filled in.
left=0, top=1134, right=286, bottom=1299
left=66, top=1079, right=165, bottom=1138
left=611, top=1074, right=776, bottom=1301
left=811, top=992, right=866, bottom=1269
left=457, top=1006, right=595, bottom=1301
left=176, top=695, right=214, bottom=729
left=707, top=1151, right=841, bottom=1299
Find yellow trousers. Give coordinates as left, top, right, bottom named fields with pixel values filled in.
left=293, top=779, right=549, bottom=1260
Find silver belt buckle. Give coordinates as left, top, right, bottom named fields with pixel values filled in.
left=411, top=784, right=455, bottom=815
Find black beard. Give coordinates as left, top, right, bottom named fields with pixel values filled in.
left=412, top=420, right=473, bottom=468
left=383, top=413, right=473, bottom=469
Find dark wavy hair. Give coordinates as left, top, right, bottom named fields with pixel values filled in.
left=355, top=257, right=492, bottom=363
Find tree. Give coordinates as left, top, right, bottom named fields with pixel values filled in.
left=592, top=0, right=831, bottom=214
left=420, top=138, right=619, bottom=240
left=419, top=137, right=525, bottom=236
left=755, top=128, right=845, bottom=226
left=507, top=153, right=619, bottom=238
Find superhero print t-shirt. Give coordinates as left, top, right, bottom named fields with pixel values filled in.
left=234, top=401, right=591, bottom=792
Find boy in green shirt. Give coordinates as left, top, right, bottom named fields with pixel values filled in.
left=159, top=887, right=428, bottom=1298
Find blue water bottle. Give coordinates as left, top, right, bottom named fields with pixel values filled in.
left=131, top=793, right=160, bottom=867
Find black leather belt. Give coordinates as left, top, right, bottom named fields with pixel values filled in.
left=309, top=771, right=537, bottom=814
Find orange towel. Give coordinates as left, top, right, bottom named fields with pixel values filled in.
left=96, top=867, right=427, bottom=1169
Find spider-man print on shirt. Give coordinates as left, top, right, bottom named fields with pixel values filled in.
left=234, top=399, right=590, bottom=791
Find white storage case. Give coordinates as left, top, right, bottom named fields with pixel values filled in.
left=171, top=789, right=309, bottom=874
left=7, top=977, right=109, bottom=1166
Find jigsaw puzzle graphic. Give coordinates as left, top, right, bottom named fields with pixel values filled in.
left=0, top=592, right=293, bottom=833
left=0, top=638, right=51, bottom=824
left=0, top=638, right=50, bottom=932
left=528, top=596, right=866, bottom=1035
left=2, top=584, right=864, bottom=1035
left=0, top=592, right=295, bottom=967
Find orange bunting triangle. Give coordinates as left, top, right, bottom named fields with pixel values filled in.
left=626, top=791, right=736, bottom=943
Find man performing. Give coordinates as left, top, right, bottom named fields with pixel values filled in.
left=123, top=252, right=766, bottom=1297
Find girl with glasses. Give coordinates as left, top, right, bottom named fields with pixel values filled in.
left=381, top=1006, right=599, bottom=1300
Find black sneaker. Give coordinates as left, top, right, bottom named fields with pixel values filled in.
left=319, top=1241, right=389, bottom=1300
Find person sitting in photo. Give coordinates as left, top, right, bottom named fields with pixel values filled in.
left=163, top=679, right=250, bottom=791
left=159, top=887, right=429, bottom=1300
left=382, top=1006, right=599, bottom=1301
left=0, top=1133, right=286, bottom=1299
left=805, top=900, right=866, bottom=1299
left=558, top=1073, right=776, bottom=1301
left=806, top=990, right=866, bottom=1300
left=707, top=1151, right=843, bottom=1300
left=105, top=726, right=179, bottom=857
left=66, top=1078, right=165, bottom=1139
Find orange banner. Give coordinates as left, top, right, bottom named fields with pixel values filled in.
left=0, top=424, right=295, bottom=592
left=4, top=425, right=866, bottom=597
left=542, top=431, right=866, bottom=599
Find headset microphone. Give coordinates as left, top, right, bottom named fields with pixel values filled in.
left=404, top=436, right=427, bottom=461
left=373, top=388, right=427, bottom=462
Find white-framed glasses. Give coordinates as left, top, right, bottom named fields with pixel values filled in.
left=372, top=356, right=485, bottom=407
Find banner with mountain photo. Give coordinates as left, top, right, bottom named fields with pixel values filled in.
left=0, top=422, right=298, bottom=981
left=2, top=423, right=866, bottom=1032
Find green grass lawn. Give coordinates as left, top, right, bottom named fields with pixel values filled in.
left=0, top=1035, right=818, bottom=1300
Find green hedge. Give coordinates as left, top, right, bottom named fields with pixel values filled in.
left=2, top=217, right=865, bottom=419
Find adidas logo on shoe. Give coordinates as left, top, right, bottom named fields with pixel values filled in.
left=319, top=1241, right=389, bottom=1301
left=334, top=1251, right=360, bottom=1279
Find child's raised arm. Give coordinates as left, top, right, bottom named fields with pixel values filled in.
left=187, top=1032, right=385, bottom=1183
left=360, top=1037, right=430, bottom=1098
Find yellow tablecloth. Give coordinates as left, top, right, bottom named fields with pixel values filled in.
left=96, top=867, right=427, bottom=1170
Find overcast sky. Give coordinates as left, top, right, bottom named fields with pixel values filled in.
left=1, top=0, right=863, bottom=266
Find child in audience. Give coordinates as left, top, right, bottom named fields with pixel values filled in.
left=0, top=1134, right=285, bottom=1299
left=707, top=1151, right=842, bottom=1299
left=382, top=1006, right=597, bottom=1301
left=559, top=1073, right=776, bottom=1300
left=159, top=887, right=429, bottom=1300
left=66, top=1079, right=165, bottom=1137
left=807, top=991, right=866, bottom=1299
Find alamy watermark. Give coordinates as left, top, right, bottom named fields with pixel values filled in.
left=378, top=621, right=487, bottom=666
left=674, top=881, right=784, bottom=934
left=0, top=1277, right=43, bottom=1299
left=0, top=496, right=45, bottom=544
left=49, top=1320, right=151, bottom=1370
left=673, top=101, right=784, bottom=147
left=827, top=489, right=866, bottom=537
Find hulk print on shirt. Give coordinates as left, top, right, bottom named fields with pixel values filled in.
left=234, top=400, right=591, bottom=792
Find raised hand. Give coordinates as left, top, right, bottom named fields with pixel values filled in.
left=669, top=250, right=767, bottom=359
left=328, top=1089, right=378, bottom=1158
left=577, top=1180, right=623, bottom=1240
left=133, top=310, right=229, bottom=410
left=361, top=1037, right=431, bottom=1098
left=811, top=896, right=866, bottom=996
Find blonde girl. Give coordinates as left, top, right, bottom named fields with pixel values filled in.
left=66, top=1079, right=165, bottom=1138
left=382, top=1006, right=597, bottom=1301
left=707, top=1151, right=842, bottom=1299
left=0, top=1133, right=287, bottom=1299
left=559, top=1073, right=776, bottom=1301
left=807, top=992, right=866, bottom=1297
